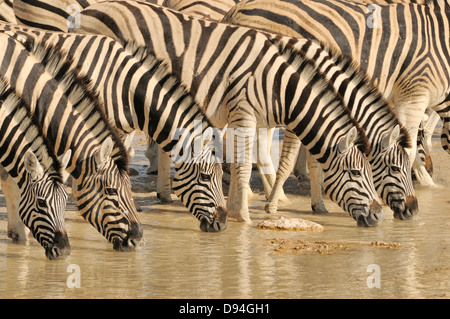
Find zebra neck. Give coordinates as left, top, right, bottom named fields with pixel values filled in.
left=0, top=72, right=61, bottom=188
left=0, top=105, right=56, bottom=188
left=273, top=37, right=408, bottom=159
left=300, top=40, right=402, bottom=158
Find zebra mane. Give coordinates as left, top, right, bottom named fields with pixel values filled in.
left=0, top=74, right=63, bottom=181
left=271, top=35, right=411, bottom=150
left=25, top=38, right=130, bottom=173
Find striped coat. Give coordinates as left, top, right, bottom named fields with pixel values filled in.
left=223, top=0, right=450, bottom=187
left=0, top=30, right=144, bottom=250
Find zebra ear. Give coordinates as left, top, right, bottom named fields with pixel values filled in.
left=192, top=128, right=214, bottom=159
left=123, top=131, right=136, bottom=158
left=192, top=134, right=203, bottom=159
left=95, top=137, right=114, bottom=168
left=381, top=125, right=400, bottom=150
left=59, top=149, right=72, bottom=183
left=338, top=126, right=358, bottom=153
left=24, top=151, right=44, bottom=180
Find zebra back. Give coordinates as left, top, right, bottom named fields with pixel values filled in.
left=71, top=0, right=390, bottom=226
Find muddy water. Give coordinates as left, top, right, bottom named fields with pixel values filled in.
left=0, top=133, right=448, bottom=299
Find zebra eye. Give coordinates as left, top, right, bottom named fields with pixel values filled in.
left=37, top=198, right=47, bottom=208
left=200, top=173, right=211, bottom=182
left=391, top=166, right=401, bottom=173
left=350, top=170, right=361, bottom=177
left=105, top=188, right=118, bottom=196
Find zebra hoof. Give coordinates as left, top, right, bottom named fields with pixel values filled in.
left=264, top=203, right=278, bottom=214
left=312, top=204, right=328, bottom=215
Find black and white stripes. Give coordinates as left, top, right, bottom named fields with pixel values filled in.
left=0, top=30, right=144, bottom=251
left=72, top=0, right=384, bottom=226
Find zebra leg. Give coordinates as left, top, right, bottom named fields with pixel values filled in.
left=0, top=167, right=30, bottom=241
left=409, top=125, right=436, bottom=187
left=394, top=99, right=435, bottom=186
left=307, top=153, right=328, bottom=214
left=265, top=130, right=301, bottom=214
left=157, top=147, right=173, bottom=202
left=226, top=126, right=256, bottom=223
left=145, top=140, right=159, bottom=175
left=256, top=128, right=288, bottom=202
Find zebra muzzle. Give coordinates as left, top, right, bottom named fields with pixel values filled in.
left=199, top=206, right=228, bottom=232
left=355, top=200, right=384, bottom=227
left=44, top=230, right=71, bottom=260
left=112, top=222, right=144, bottom=252
left=392, top=195, right=418, bottom=220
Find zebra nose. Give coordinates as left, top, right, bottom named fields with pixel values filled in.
left=356, top=200, right=384, bottom=227
left=199, top=206, right=228, bottom=232
left=393, top=195, right=418, bottom=220
left=112, top=222, right=144, bottom=252
left=45, top=230, right=71, bottom=260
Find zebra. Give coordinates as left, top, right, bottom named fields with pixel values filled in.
left=222, top=0, right=450, bottom=188
left=11, top=1, right=256, bottom=208
left=0, top=24, right=228, bottom=232
left=260, top=38, right=417, bottom=219
left=67, top=0, right=387, bottom=226
left=0, top=54, right=71, bottom=259
left=0, top=31, right=144, bottom=251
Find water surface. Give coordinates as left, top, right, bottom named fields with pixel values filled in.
left=0, top=134, right=448, bottom=299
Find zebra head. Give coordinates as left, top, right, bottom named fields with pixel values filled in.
left=73, top=137, right=144, bottom=251
left=21, top=150, right=71, bottom=260
left=172, top=127, right=228, bottom=232
left=323, top=127, right=384, bottom=227
left=373, top=125, right=418, bottom=220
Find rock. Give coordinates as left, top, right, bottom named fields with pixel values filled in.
left=257, top=217, right=324, bottom=231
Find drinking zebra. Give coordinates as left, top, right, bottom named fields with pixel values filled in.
left=0, top=24, right=229, bottom=232
left=0, top=31, right=144, bottom=250
left=0, top=35, right=71, bottom=259
left=262, top=38, right=417, bottom=219
left=223, top=0, right=450, bottom=187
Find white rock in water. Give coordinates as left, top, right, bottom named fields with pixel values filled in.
left=257, top=217, right=324, bottom=231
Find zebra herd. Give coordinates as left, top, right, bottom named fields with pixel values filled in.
left=0, top=0, right=446, bottom=260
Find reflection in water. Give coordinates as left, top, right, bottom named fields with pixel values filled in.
left=0, top=135, right=448, bottom=299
